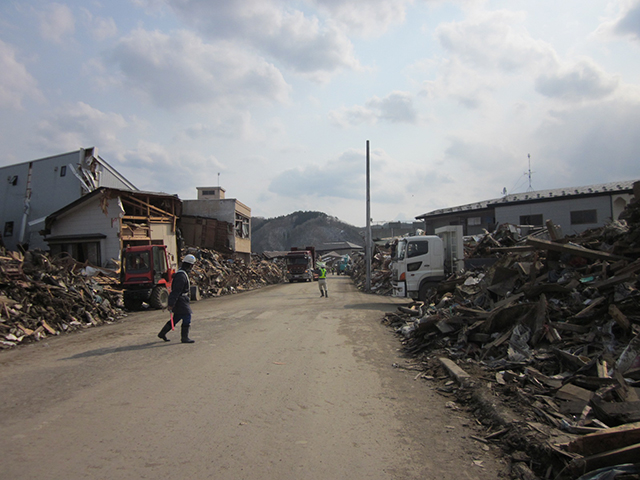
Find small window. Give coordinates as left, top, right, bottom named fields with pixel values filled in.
left=4, top=221, right=14, bottom=237
left=8, top=175, right=18, bottom=186
left=60, top=165, right=67, bottom=177
left=467, top=217, right=481, bottom=226
left=407, top=240, right=429, bottom=258
left=571, top=209, right=597, bottom=225
left=519, top=214, right=543, bottom=226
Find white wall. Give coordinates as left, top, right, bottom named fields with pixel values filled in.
left=495, top=195, right=616, bottom=235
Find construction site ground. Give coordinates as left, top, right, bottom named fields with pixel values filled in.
left=0, top=276, right=509, bottom=480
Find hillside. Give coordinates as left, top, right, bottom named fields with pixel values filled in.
left=251, top=211, right=364, bottom=253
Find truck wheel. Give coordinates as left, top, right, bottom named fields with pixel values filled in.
left=149, top=286, right=169, bottom=309
left=418, top=283, right=437, bottom=303
left=124, top=296, right=143, bottom=311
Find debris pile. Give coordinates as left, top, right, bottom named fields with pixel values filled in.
left=188, top=249, right=287, bottom=298
left=0, top=250, right=124, bottom=348
left=350, top=249, right=394, bottom=295
left=1, top=247, right=287, bottom=348
left=381, top=199, right=640, bottom=478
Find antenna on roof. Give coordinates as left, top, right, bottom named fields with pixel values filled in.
left=217, top=172, right=220, bottom=186
left=526, top=154, right=534, bottom=192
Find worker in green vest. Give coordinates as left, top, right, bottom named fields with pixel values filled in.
left=318, top=264, right=328, bottom=297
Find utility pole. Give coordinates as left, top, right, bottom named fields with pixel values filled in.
left=365, top=141, right=371, bottom=292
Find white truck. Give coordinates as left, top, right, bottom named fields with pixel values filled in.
left=391, top=226, right=464, bottom=302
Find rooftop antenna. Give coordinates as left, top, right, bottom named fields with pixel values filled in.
left=526, top=154, right=534, bottom=192
left=217, top=172, right=220, bottom=186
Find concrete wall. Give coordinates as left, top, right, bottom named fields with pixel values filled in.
left=494, top=194, right=630, bottom=235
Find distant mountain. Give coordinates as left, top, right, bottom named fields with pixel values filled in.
left=251, top=211, right=364, bottom=253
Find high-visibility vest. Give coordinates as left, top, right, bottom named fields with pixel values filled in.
left=319, top=267, right=327, bottom=279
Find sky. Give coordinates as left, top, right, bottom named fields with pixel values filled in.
left=1, top=0, right=639, bottom=227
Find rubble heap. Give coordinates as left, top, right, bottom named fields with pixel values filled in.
left=188, top=249, right=287, bottom=298
left=0, top=247, right=287, bottom=349
left=0, top=250, right=124, bottom=348
left=381, top=199, right=640, bottom=479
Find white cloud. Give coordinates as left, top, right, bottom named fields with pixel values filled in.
left=311, top=0, right=412, bottom=36
left=108, top=28, right=291, bottom=110
left=329, top=91, right=418, bottom=127
left=535, top=57, right=620, bottom=102
left=269, top=148, right=366, bottom=199
left=35, top=102, right=128, bottom=152
left=611, top=0, right=640, bottom=41
left=534, top=98, right=640, bottom=186
left=435, top=10, right=558, bottom=73
left=0, top=40, right=44, bottom=110
left=81, top=9, right=118, bottom=41
left=160, top=0, right=361, bottom=81
left=37, top=3, right=75, bottom=44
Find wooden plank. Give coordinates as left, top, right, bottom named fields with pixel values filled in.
left=526, top=237, right=627, bottom=261
left=569, top=443, right=640, bottom=475
left=556, top=384, right=593, bottom=402
left=609, top=304, right=631, bottom=332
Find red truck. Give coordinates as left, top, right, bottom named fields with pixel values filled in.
left=121, top=244, right=175, bottom=310
left=285, top=246, right=316, bottom=283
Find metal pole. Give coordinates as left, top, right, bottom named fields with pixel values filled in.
left=365, top=141, right=371, bottom=292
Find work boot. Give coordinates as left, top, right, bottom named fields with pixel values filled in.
left=320, top=292, right=324, bottom=297
left=157, top=321, right=172, bottom=342
left=181, top=324, right=195, bottom=344
left=325, top=292, right=328, bottom=298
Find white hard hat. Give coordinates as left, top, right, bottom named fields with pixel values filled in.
left=183, top=254, right=197, bottom=265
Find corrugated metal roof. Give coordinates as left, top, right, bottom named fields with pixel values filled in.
left=417, top=179, right=637, bottom=219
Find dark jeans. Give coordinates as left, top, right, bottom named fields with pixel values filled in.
left=172, top=312, right=191, bottom=327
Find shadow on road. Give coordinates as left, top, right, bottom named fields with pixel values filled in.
left=61, top=341, right=168, bottom=360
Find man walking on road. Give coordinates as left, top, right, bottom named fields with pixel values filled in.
left=318, top=264, right=328, bottom=298
left=157, top=254, right=197, bottom=343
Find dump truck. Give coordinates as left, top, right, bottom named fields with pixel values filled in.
left=121, top=244, right=175, bottom=310
left=285, top=246, right=316, bottom=282
left=391, top=226, right=464, bottom=302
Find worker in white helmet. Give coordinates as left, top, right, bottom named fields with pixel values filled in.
left=157, top=254, right=197, bottom=343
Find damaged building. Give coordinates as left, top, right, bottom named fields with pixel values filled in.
left=418, top=180, right=636, bottom=237
left=180, top=186, right=252, bottom=263
left=42, top=188, right=182, bottom=269
left=0, top=148, right=137, bottom=252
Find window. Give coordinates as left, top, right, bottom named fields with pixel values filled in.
left=60, top=165, right=66, bottom=177
left=235, top=213, right=250, bottom=238
left=467, top=217, right=481, bottom=226
left=519, top=214, right=543, bottom=226
left=571, top=209, right=597, bottom=225
left=3, top=221, right=14, bottom=237
left=407, top=240, right=429, bottom=258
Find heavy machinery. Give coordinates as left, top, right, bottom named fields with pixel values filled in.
left=391, top=226, right=464, bottom=302
left=285, top=246, right=316, bottom=282
left=121, top=244, right=175, bottom=310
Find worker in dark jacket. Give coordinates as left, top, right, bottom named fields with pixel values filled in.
left=157, top=254, right=196, bottom=343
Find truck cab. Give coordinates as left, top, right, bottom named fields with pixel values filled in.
left=391, top=226, right=464, bottom=302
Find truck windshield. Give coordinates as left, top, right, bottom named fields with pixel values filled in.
left=396, top=240, right=406, bottom=261
left=287, top=257, right=309, bottom=265
left=126, top=252, right=150, bottom=273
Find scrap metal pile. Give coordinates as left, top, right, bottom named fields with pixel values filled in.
left=0, top=247, right=287, bottom=348
left=380, top=200, right=640, bottom=478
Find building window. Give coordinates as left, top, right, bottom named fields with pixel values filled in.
left=467, top=217, right=481, bottom=226
left=4, top=221, right=14, bottom=237
left=60, top=165, right=66, bottom=177
left=235, top=213, right=250, bottom=238
left=571, top=209, right=597, bottom=225
left=519, top=214, right=543, bottom=226
left=8, top=175, right=18, bottom=186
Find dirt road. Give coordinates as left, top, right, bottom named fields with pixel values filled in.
left=0, top=276, right=506, bottom=479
